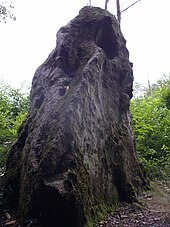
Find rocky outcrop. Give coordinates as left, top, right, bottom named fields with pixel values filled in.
left=3, top=6, right=147, bottom=227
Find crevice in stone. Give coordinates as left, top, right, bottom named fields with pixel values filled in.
left=30, top=185, right=84, bottom=227
left=96, top=17, right=119, bottom=59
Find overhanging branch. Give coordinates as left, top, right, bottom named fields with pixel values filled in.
left=121, top=0, right=141, bottom=13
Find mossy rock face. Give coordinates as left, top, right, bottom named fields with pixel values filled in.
left=3, top=6, right=148, bottom=227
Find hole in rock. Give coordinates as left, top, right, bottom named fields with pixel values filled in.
left=31, top=186, right=82, bottom=227
left=96, top=17, right=119, bottom=59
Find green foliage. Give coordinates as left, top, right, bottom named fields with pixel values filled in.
left=0, top=80, right=29, bottom=168
left=130, top=75, right=170, bottom=179
left=0, top=0, right=16, bottom=23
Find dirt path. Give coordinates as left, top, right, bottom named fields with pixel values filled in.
left=0, top=181, right=170, bottom=226
left=97, top=181, right=170, bottom=227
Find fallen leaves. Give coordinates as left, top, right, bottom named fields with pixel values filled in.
left=0, top=211, right=19, bottom=226
left=97, top=181, right=170, bottom=227
left=5, top=220, right=17, bottom=226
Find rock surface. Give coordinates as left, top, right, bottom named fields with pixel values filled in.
left=3, top=6, right=147, bottom=227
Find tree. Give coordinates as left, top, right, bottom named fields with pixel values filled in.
left=116, top=0, right=121, bottom=24
left=0, top=0, right=16, bottom=22
left=130, top=75, right=170, bottom=179
left=0, top=80, right=29, bottom=168
left=105, top=0, right=141, bottom=24
left=119, top=0, right=142, bottom=23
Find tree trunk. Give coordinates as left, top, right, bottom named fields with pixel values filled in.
left=105, top=0, right=109, bottom=9
left=116, top=0, right=121, bottom=23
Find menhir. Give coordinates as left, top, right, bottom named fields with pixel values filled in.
left=3, top=6, right=147, bottom=227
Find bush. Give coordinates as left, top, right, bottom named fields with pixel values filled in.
left=130, top=75, right=170, bottom=179
left=0, top=80, right=29, bottom=168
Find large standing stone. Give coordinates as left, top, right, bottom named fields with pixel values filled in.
left=3, top=6, right=147, bottom=227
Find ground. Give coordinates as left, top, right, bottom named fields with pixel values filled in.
left=0, top=181, right=170, bottom=226
left=97, top=181, right=170, bottom=227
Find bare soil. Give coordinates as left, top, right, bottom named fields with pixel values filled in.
left=97, top=181, right=170, bottom=227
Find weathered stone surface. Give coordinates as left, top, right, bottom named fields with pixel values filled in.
left=3, top=6, right=147, bottom=227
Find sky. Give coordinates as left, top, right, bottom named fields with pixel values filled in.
left=0, top=0, right=170, bottom=88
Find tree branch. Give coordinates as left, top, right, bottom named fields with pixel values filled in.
left=121, top=0, right=141, bottom=13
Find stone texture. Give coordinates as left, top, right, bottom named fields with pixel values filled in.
left=3, top=6, right=147, bottom=227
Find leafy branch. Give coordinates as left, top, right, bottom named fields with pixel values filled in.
left=0, top=0, right=16, bottom=23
